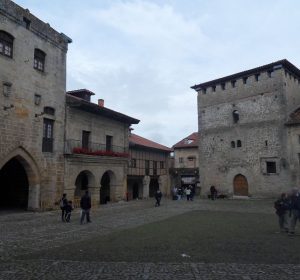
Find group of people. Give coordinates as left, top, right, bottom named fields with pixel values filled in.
left=60, top=190, right=92, bottom=224
left=172, top=185, right=195, bottom=201
left=274, top=188, right=300, bottom=236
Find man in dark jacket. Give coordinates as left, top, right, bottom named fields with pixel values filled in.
left=274, top=193, right=290, bottom=233
left=80, top=191, right=91, bottom=224
left=289, top=188, right=300, bottom=236
left=155, top=189, right=162, bottom=207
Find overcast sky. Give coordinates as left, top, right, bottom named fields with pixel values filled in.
left=14, top=0, right=300, bottom=147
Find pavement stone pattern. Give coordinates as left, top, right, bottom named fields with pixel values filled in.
left=0, top=198, right=299, bottom=279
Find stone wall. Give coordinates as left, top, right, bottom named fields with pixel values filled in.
left=0, top=0, right=70, bottom=209
left=197, top=66, right=299, bottom=197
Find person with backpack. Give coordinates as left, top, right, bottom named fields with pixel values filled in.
left=80, top=191, right=92, bottom=224
left=274, top=193, right=290, bottom=233
left=60, top=193, right=68, bottom=222
left=288, top=188, right=300, bottom=236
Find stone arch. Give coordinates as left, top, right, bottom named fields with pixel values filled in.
left=0, top=147, right=40, bottom=210
left=100, top=170, right=117, bottom=204
left=233, top=174, right=249, bottom=196
left=74, top=170, right=95, bottom=199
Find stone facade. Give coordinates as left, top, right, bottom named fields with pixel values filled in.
left=192, top=59, right=300, bottom=198
left=0, top=0, right=71, bottom=209
left=170, top=132, right=200, bottom=194
left=64, top=91, right=139, bottom=205
left=127, top=133, right=171, bottom=199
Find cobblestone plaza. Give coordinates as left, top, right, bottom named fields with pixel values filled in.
left=1, top=198, right=300, bottom=279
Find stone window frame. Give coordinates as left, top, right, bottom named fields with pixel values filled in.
left=34, top=48, right=46, bottom=72
left=260, top=157, right=280, bottom=175
left=0, top=30, right=14, bottom=58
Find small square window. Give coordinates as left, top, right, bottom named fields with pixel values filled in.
left=237, top=140, right=242, bottom=147
left=243, top=77, right=248, bottom=84
left=266, top=161, right=276, bottom=173
left=3, top=82, right=12, bottom=97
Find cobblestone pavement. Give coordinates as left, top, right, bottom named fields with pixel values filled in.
left=0, top=198, right=299, bottom=279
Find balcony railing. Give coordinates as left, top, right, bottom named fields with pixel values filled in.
left=65, top=139, right=129, bottom=158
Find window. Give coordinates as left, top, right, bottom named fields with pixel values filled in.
left=266, top=161, right=276, bottom=174
left=231, top=80, right=236, bottom=88
left=23, top=17, right=31, bottom=29
left=232, top=110, right=239, bottom=123
left=231, top=141, right=235, bottom=148
left=202, top=88, right=206, bottom=94
left=212, top=85, right=216, bottom=92
left=237, top=140, right=242, bottom=147
left=160, top=161, right=164, bottom=169
left=42, top=118, right=54, bottom=152
left=255, top=73, right=260, bottom=81
left=43, top=106, right=55, bottom=115
left=34, top=49, right=46, bottom=71
left=179, top=157, right=184, bottom=163
left=145, top=160, right=150, bottom=175
left=153, top=161, right=157, bottom=175
left=221, top=83, right=226, bottom=90
left=130, top=158, right=137, bottom=168
left=268, top=70, right=273, bottom=78
left=0, top=31, right=14, bottom=58
left=3, top=82, right=12, bottom=97
left=265, top=140, right=268, bottom=147
left=82, top=131, right=90, bottom=149
left=243, top=77, right=248, bottom=84
left=106, top=135, right=113, bottom=151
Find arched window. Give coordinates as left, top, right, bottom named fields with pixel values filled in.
left=232, top=110, right=239, bottom=123
left=237, top=140, right=242, bottom=147
left=0, top=30, right=14, bottom=58
left=34, top=48, right=46, bottom=71
left=231, top=141, right=235, bottom=148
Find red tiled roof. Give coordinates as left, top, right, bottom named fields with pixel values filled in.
left=286, top=107, right=300, bottom=126
left=129, top=133, right=171, bottom=152
left=172, top=132, right=198, bottom=149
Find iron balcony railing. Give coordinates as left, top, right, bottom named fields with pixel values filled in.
left=65, top=139, right=129, bottom=158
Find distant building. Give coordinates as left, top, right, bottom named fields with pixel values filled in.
left=191, top=59, right=300, bottom=197
left=0, top=0, right=71, bottom=209
left=170, top=132, right=200, bottom=193
left=127, top=133, right=171, bottom=199
left=65, top=90, right=139, bottom=205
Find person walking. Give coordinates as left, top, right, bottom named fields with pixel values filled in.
left=155, top=189, right=162, bottom=207
left=185, top=187, right=191, bottom=201
left=80, top=191, right=92, bottom=224
left=210, top=186, right=217, bottom=200
left=288, top=188, right=300, bottom=236
left=60, top=193, right=68, bottom=222
left=274, top=193, right=290, bottom=233
left=65, top=201, right=74, bottom=223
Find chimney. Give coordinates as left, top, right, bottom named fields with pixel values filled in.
left=98, top=99, right=104, bottom=107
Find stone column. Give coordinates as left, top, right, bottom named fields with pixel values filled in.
left=27, top=184, right=40, bottom=210
left=142, top=175, right=150, bottom=199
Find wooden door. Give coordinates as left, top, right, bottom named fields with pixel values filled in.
left=233, top=174, right=248, bottom=196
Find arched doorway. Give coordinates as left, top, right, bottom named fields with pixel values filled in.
left=0, top=158, right=29, bottom=209
left=75, top=171, right=93, bottom=198
left=233, top=174, right=249, bottom=196
left=100, top=171, right=111, bottom=204
left=149, top=178, right=159, bottom=197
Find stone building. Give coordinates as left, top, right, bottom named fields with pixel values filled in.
left=64, top=90, right=139, bottom=205
left=170, top=132, right=200, bottom=193
left=191, top=59, right=300, bottom=197
left=0, top=0, right=71, bottom=209
left=127, top=133, right=171, bottom=200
